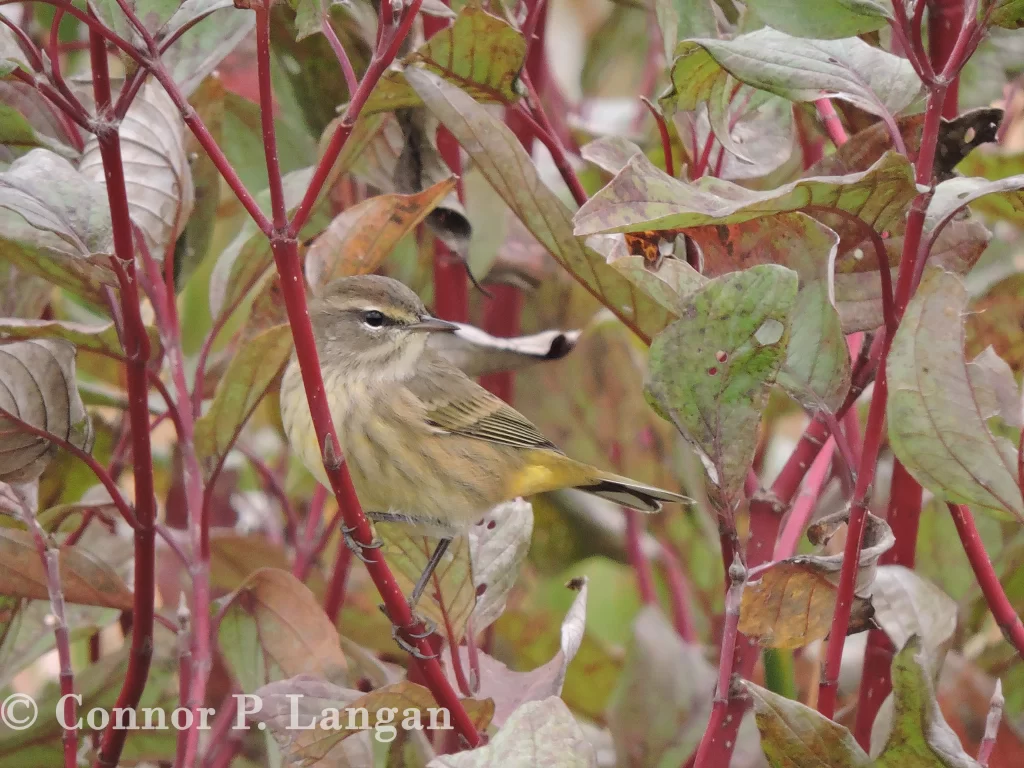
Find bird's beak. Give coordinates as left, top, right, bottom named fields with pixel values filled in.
left=408, top=315, right=460, bottom=333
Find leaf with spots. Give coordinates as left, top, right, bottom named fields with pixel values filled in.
left=468, top=498, right=534, bottom=632
left=407, top=68, right=673, bottom=343
left=924, top=173, right=1024, bottom=249
left=362, top=6, right=526, bottom=115
left=573, top=151, right=916, bottom=237
left=645, top=265, right=799, bottom=499
left=886, top=267, right=1024, bottom=523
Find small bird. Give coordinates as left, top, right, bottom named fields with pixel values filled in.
left=280, top=275, right=689, bottom=631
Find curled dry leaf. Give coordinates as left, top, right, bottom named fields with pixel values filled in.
left=80, top=83, right=194, bottom=261
left=468, top=498, right=534, bottom=632
left=0, top=149, right=116, bottom=305
left=248, top=676, right=494, bottom=765
left=443, top=575, right=587, bottom=727
left=0, top=339, right=93, bottom=484
left=305, top=178, right=458, bottom=291
left=216, top=567, right=348, bottom=694
left=645, top=265, right=799, bottom=499
left=0, top=528, right=133, bottom=610
left=887, top=267, right=1024, bottom=522
left=580, top=136, right=645, bottom=175
left=428, top=697, right=598, bottom=768
left=739, top=510, right=894, bottom=648
left=608, top=606, right=717, bottom=766
left=428, top=324, right=581, bottom=378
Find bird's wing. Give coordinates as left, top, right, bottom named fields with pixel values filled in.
left=406, top=360, right=560, bottom=452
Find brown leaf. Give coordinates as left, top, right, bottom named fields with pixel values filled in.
left=217, top=567, right=348, bottom=691
left=739, top=511, right=894, bottom=648
left=0, top=339, right=93, bottom=483
left=305, top=179, right=458, bottom=290
left=0, top=528, right=133, bottom=609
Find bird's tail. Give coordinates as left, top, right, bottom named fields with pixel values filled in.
left=574, top=471, right=691, bottom=513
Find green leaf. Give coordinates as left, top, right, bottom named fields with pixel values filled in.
left=780, top=281, right=852, bottom=412
left=0, top=149, right=116, bottom=306
left=0, top=105, right=75, bottom=157
left=0, top=24, right=31, bottom=78
left=663, top=28, right=921, bottom=119
left=746, top=0, right=890, bottom=39
left=0, top=319, right=124, bottom=357
left=873, top=638, right=981, bottom=767
left=744, top=678, right=871, bottom=767
left=406, top=68, right=674, bottom=343
left=89, top=0, right=180, bottom=38
left=363, top=6, right=526, bottom=115
left=160, top=1, right=256, bottom=96
left=428, top=698, right=598, bottom=768
left=991, top=0, right=1024, bottom=29
left=194, top=325, right=294, bottom=470
left=288, top=0, right=347, bottom=41
left=573, top=151, right=916, bottom=235
left=645, top=265, right=799, bottom=498
left=886, top=267, right=1024, bottom=522
left=654, top=0, right=717, bottom=61
left=608, top=606, right=716, bottom=766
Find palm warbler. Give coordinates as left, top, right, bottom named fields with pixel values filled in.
left=281, top=275, right=689, bottom=614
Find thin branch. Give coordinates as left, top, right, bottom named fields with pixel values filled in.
left=321, top=16, right=359, bottom=98
left=640, top=96, right=675, bottom=178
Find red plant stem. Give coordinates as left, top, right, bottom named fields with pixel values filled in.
left=88, top=28, right=157, bottom=768
left=0, top=13, right=43, bottom=71
left=0, top=0, right=143, bottom=65
left=288, top=0, right=424, bottom=236
left=977, top=680, right=1004, bottom=767
left=478, top=283, right=524, bottom=400
left=323, top=537, right=353, bottom=624
left=841, top=406, right=863, bottom=470
left=200, top=695, right=241, bottom=768
left=814, top=98, right=849, bottom=147
left=432, top=126, right=469, bottom=323
left=641, top=96, right=675, bottom=178
left=949, top=504, right=1024, bottom=657
left=256, top=7, right=287, bottom=229
left=624, top=509, right=657, bottom=604
left=321, top=15, right=359, bottom=98
left=853, top=459, right=922, bottom=746
left=292, top=482, right=327, bottom=580
left=659, top=542, right=697, bottom=643
left=928, top=0, right=966, bottom=117
left=775, top=438, right=835, bottom=560
left=520, top=72, right=588, bottom=207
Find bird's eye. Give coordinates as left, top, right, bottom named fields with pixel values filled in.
left=363, top=310, right=385, bottom=328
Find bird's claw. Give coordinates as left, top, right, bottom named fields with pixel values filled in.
left=341, top=524, right=383, bottom=563
left=378, top=604, right=439, bottom=659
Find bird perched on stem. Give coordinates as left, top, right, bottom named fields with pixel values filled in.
left=280, top=275, right=689, bottom=651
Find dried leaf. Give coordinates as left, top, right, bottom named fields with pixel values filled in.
left=444, top=577, right=587, bottom=727
left=0, top=339, right=92, bottom=483
left=249, top=676, right=494, bottom=764
left=608, top=606, right=717, bottom=766
left=194, top=325, right=293, bottom=471
left=739, top=511, right=893, bottom=648
left=363, top=6, right=526, bottom=115
left=573, top=151, right=916, bottom=236
left=428, top=697, right=598, bottom=768
left=886, top=267, right=1024, bottom=522
left=406, top=67, right=674, bottom=343
left=305, top=179, right=458, bottom=291
left=0, top=319, right=124, bottom=357
left=428, top=325, right=580, bottom=378
left=966, top=272, right=1024, bottom=374
left=0, top=149, right=116, bottom=305
left=663, top=29, right=921, bottom=120
left=645, top=265, right=799, bottom=498
left=0, top=529, right=132, bottom=609
left=468, top=499, right=534, bottom=632
left=80, top=83, right=194, bottom=261
left=580, top=136, right=646, bottom=176
left=607, top=252, right=707, bottom=312
left=217, top=567, right=348, bottom=693
left=925, top=173, right=1024, bottom=241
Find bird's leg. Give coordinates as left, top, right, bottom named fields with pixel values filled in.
left=378, top=536, right=453, bottom=660
left=340, top=522, right=384, bottom=563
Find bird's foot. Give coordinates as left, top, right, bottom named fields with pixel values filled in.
left=378, top=604, right=439, bottom=660
left=341, top=524, right=384, bottom=563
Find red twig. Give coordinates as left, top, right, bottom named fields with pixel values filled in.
left=322, top=536, right=353, bottom=624
left=292, top=482, right=326, bottom=580
left=624, top=509, right=657, bottom=604
left=88, top=26, right=158, bottom=768
left=775, top=438, right=835, bottom=560
left=928, top=0, right=968, bottom=117
left=949, top=504, right=1024, bottom=657
left=641, top=96, right=675, bottom=178
left=321, top=15, right=359, bottom=98
left=659, top=541, right=698, bottom=643
left=814, top=98, right=848, bottom=147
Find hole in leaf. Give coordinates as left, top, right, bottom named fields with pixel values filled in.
left=708, top=366, right=718, bottom=376
left=754, top=319, right=785, bottom=346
